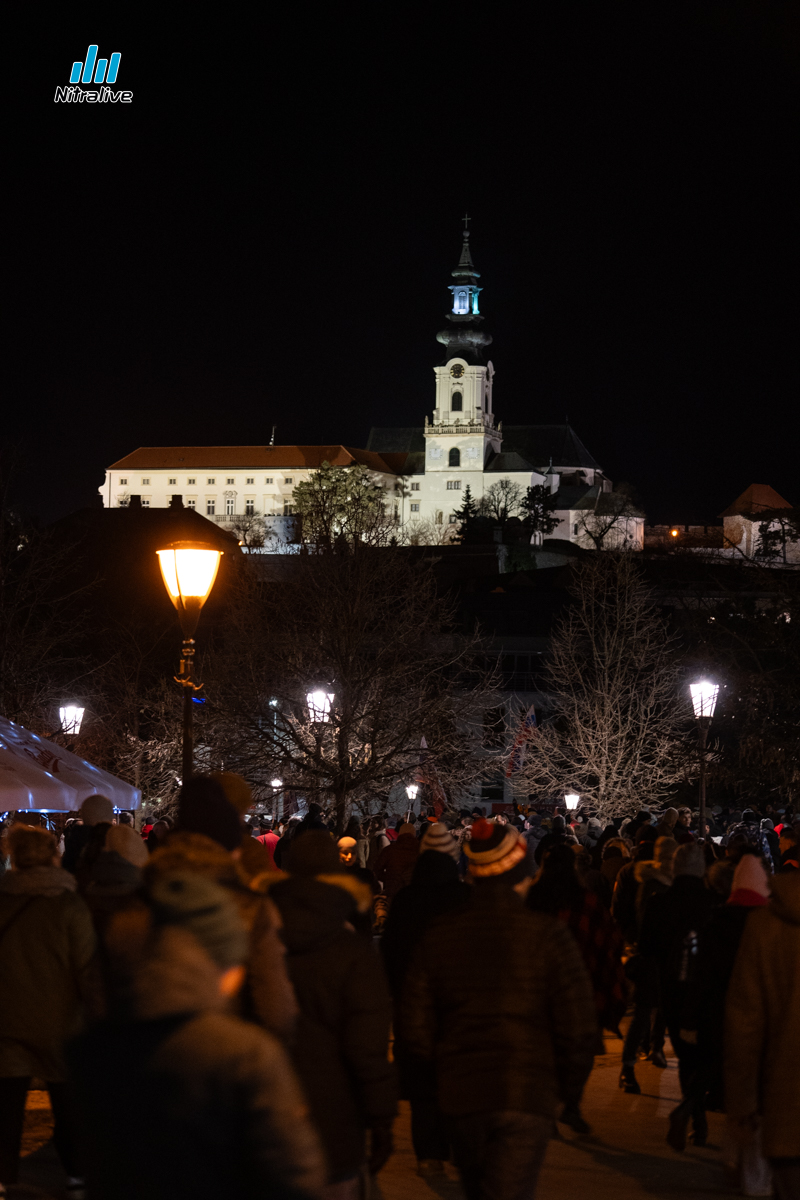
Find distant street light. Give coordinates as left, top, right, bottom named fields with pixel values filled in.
left=689, top=679, right=719, bottom=838
left=157, top=541, right=222, bottom=784
left=270, top=778, right=283, bottom=790
left=405, top=783, right=419, bottom=802
left=564, top=793, right=580, bottom=811
left=307, top=690, right=334, bottom=722
left=59, top=705, right=85, bottom=736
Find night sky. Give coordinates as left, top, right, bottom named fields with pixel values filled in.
left=8, top=4, right=799, bottom=526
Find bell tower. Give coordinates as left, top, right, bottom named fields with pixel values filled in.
left=426, top=222, right=501, bottom=472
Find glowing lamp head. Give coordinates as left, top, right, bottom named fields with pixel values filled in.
left=157, top=542, right=222, bottom=636
left=564, top=793, right=580, bottom=811
left=690, top=680, right=719, bottom=721
left=59, top=705, right=85, bottom=735
left=405, top=783, right=420, bottom=801
left=270, top=778, right=283, bottom=789
left=670, top=528, right=679, bottom=538
left=307, top=690, right=334, bottom=722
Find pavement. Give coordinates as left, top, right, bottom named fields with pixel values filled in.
left=13, top=1029, right=735, bottom=1199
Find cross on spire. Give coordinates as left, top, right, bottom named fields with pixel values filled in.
left=462, top=212, right=471, bottom=231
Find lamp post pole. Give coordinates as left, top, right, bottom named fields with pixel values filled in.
left=689, top=680, right=719, bottom=843
left=697, top=717, right=710, bottom=840
left=178, top=638, right=198, bottom=785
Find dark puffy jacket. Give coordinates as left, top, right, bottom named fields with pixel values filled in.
left=270, top=874, right=396, bottom=1182
left=69, top=926, right=324, bottom=1200
left=374, top=833, right=419, bottom=898
left=401, top=881, right=597, bottom=1119
left=380, top=851, right=468, bottom=1000
left=638, top=874, right=717, bottom=1019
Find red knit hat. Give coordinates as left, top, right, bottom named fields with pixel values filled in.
left=464, top=818, right=527, bottom=878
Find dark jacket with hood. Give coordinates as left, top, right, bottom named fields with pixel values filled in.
left=401, top=881, right=597, bottom=1119
left=374, top=832, right=419, bottom=898
left=270, top=872, right=396, bottom=1182
left=69, top=926, right=325, bottom=1200
left=639, top=873, right=717, bottom=1020
left=380, top=851, right=468, bottom=1001
left=0, top=865, right=98, bottom=1080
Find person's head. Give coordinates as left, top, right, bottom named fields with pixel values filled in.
left=104, top=823, right=149, bottom=869
left=3, top=824, right=59, bottom=870
left=80, top=794, right=115, bottom=827
left=653, top=836, right=679, bottom=874
left=118, top=812, right=135, bottom=827
left=177, top=776, right=242, bottom=852
left=149, top=820, right=169, bottom=842
left=660, top=807, right=678, bottom=829
left=603, top=837, right=631, bottom=861
left=464, top=818, right=529, bottom=891
left=286, top=830, right=341, bottom=876
left=148, top=872, right=249, bottom=997
left=209, top=772, right=253, bottom=819
left=779, top=826, right=798, bottom=856
left=673, top=842, right=706, bottom=879
left=676, top=806, right=692, bottom=829
left=397, top=822, right=416, bottom=839
left=729, top=852, right=770, bottom=904
left=419, top=821, right=460, bottom=861
left=551, top=814, right=566, bottom=833
left=337, top=836, right=358, bottom=867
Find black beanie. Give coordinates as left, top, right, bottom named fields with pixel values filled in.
left=285, top=830, right=341, bottom=876
left=178, top=776, right=242, bottom=851
left=148, top=873, right=248, bottom=969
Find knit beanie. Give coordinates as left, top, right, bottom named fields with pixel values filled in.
left=551, top=815, right=566, bottom=833
left=420, top=821, right=460, bottom=861
left=660, top=807, right=678, bottom=826
left=210, top=772, right=253, bottom=816
left=760, top=818, right=774, bottom=832
left=654, top=836, right=679, bottom=867
left=730, top=854, right=770, bottom=901
left=178, top=777, right=242, bottom=852
left=81, top=795, right=115, bottom=826
left=105, top=823, right=149, bottom=868
left=398, top=822, right=416, bottom=837
left=286, top=830, right=341, bottom=876
left=464, top=818, right=528, bottom=879
left=148, top=873, right=248, bottom=969
left=673, top=842, right=706, bottom=878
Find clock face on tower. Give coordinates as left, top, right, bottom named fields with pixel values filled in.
left=450, top=364, right=465, bottom=378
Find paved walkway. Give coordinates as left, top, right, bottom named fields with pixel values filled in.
left=13, top=1031, right=734, bottom=1199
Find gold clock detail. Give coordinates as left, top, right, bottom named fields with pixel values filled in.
left=450, top=363, right=465, bottom=378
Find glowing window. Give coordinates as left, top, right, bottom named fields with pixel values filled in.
left=453, top=288, right=469, bottom=315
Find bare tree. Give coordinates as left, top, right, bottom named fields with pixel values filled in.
left=479, top=480, right=526, bottom=532
left=513, top=555, right=690, bottom=816
left=400, top=518, right=460, bottom=547
left=227, top=510, right=269, bottom=548
left=292, top=462, right=395, bottom=550
left=574, top=484, right=645, bottom=551
left=203, top=549, right=500, bottom=831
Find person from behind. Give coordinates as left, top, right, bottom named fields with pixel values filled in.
left=0, top=824, right=99, bottom=1198
left=778, top=825, right=799, bottom=872
left=402, top=818, right=597, bottom=1200
left=69, top=872, right=324, bottom=1200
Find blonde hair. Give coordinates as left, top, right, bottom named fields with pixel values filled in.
left=4, top=824, right=58, bottom=869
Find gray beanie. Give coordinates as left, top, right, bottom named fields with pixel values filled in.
left=80, top=794, right=115, bottom=826
left=420, top=821, right=460, bottom=861
left=148, top=873, right=248, bottom=969
left=673, top=843, right=706, bottom=879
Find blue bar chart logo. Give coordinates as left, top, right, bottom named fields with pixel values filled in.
left=70, top=46, right=121, bottom=85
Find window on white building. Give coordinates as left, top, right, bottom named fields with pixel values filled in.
left=448, top=448, right=460, bottom=468
left=226, top=498, right=235, bottom=515
left=446, top=480, right=462, bottom=490
left=284, top=477, right=293, bottom=485
left=265, top=477, right=273, bottom=484
left=207, top=500, right=216, bottom=515
left=226, top=478, right=235, bottom=485
left=283, top=500, right=293, bottom=515
left=411, top=482, right=420, bottom=491
left=141, top=499, right=150, bottom=508
left=573, top=523, right=578, bottom=535
left=187, top=477, right=196, bottom=485
left=246, top=477, right=254, bottom=485
left=118, top=497, right=128, bottom=507
left=207, top=478, right=215, bottom=485
left=451, top=391, right=462, bottom=411
left=168, top=478, right=176, bottom=485
left=119, top=478, right=127, bottom=485
left=435, top=512, right=443, bottom=524
left=410, top=503, right=420, bottom=512
left=187, top=498, right=196, bottom=509
left=142, top=478, right=150, bottom=485
left=245, top=499, right=255, bottom=515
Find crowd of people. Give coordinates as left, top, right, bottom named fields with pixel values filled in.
left=0, top=785, right=798, bottom=1200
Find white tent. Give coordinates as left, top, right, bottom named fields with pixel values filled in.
left=0, top=716, right=141, bottom=812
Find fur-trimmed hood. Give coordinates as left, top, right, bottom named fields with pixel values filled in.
left=634, top=860, right=672, bottom=888
left=0, top=866, right=76, bottom=897
left=270, top=873, right=372, bottom=955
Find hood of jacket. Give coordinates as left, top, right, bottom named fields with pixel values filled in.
left=770, top=872, right=800, bottom=926
left=0, top=865, right=77, bottom=897
left=86, top=850, right=142, bottom=896
left=124, top=925, right=224, bottom=1020
left=271, top=874, right=371, bottom=954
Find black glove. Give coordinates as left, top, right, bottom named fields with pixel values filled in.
left=367, top=1119, right=394, bottom=1175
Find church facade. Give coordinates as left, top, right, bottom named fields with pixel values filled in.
left=100, top=229, right=636, bottom=548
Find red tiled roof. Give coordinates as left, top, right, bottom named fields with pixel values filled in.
left=107, top=446, right=407, bottom=475
left=718, top=484, right=792, bottom=518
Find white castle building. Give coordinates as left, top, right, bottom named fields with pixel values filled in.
left=100, top=229, right=640, bottom=548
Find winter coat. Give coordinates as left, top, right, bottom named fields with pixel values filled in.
left=270, top=873, right=396, bottom=1182
left=366, top=830, right=390, bottom=873
left=0, top=866, right=99, bottom=1080
left=724, top=873, right=800, bottom=1159
left=401, top=882, right=597, bottom=1119
left=256, top=830, right=280, bottom=868
left=82, top=850, right=143, bottom=937
left=69, top=926, right=325, bottom=1200
left=533, top=829, right=567, bottom=865
left=374, top=832, right=419, bottom=898
left=638, top=874, right=717, bottom=1021
left=381, top=852, right=468, bottom=1001
left=633, top=860, right=672, bottom=933
left=610, top=857, right=643, bottom=942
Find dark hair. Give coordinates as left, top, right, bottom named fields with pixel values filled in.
left=527, top=843, right=585, bottom=914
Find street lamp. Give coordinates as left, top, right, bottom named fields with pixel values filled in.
left=689, top=679, right=719, bottom=838
left=157, top=541, right=222, bottom=784
left=306, top=690, right=334, bottom=722
left=564, top=793, right=580, bottom=811
left=59, top=705, right=85, bottom=736
left=270, top=778, right=283, bottom=789
left=405, top=783, right=419, bottom=803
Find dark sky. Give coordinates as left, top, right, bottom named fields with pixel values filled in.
left=7, top=4, right=799, bottom=526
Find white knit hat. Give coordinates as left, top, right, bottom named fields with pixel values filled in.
left=420, top=822, right=460, bottom=861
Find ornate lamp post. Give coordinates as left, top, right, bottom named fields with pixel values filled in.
left=157, top=541, right=222, bottom=784
left=564, top=792, right=580, bottom=812
left=306, top=690, right=334, bottom=722
left=689, top=679, right=719, bottom=839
